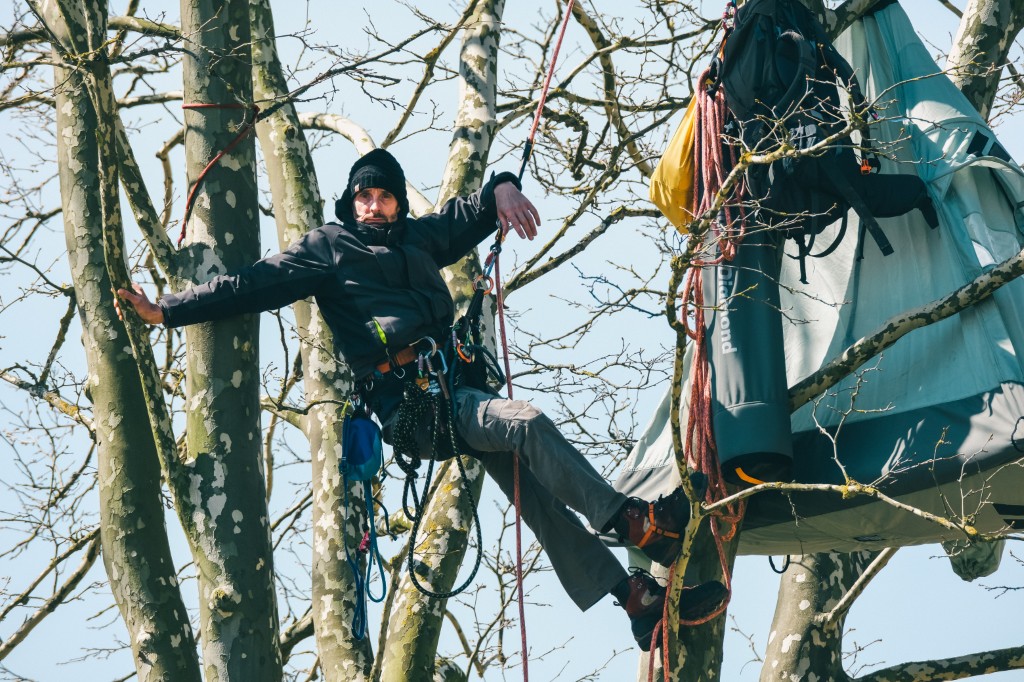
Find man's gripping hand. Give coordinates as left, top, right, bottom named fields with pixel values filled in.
left=115, top=283, right=165, bottom=325
left=495, top=182, right=541, bottom=241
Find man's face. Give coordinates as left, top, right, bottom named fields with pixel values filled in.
left=353, top=187, right=399, bottom=224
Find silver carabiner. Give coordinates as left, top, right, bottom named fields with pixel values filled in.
left=415, top=336, right=438, bottom=357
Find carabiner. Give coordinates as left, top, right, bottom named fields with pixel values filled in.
left=414, top=336, right=438, bottom=357
left=474, top=275, right=494, bottom=295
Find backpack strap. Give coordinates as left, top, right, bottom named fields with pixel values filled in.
left=775, top=30, right=818, bottom=116
left=821, top=162, right=894, bottom=256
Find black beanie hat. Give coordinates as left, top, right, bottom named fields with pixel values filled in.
left=335, top=148, right=409, bottom=223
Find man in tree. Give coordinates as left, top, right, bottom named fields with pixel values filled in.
left=116, top=148, right=728, bottom=648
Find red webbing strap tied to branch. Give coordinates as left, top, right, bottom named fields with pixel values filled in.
left=178, top=102, right=261, bottom=247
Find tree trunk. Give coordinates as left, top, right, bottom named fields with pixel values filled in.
left=665, top=518, right=741, bottom=681
left=178, top=0, right=280, bottom=678
left=947, top=0, right=1024, bottom=119
left=379, top=1, right=505, bottom=678
left=249, top=0, right=373, bottom=678
left=44, top=1, right=201, bottom=678
left=760, top=552, right=876, bottom=682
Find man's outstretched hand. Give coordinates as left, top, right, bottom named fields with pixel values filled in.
left=495, top=182, right=541, bottom=241
left=115, top=284, right=164, bottom=325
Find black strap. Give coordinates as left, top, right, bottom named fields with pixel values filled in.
left=821, top=162, right=893, bottom=256
left=775, top=30, right=818, bottom=116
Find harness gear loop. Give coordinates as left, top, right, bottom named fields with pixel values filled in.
left=769, top=555, right=792, bottom=574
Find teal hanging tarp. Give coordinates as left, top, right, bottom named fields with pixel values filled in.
left=619, top=1, right=1024, bottom=555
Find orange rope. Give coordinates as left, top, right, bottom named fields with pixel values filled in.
left=675, top=67, right=748, bottom=636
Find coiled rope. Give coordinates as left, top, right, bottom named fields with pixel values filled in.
left=391, top=381, right=485, bottom=600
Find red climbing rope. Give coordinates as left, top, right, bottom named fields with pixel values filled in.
left=179, top=102, right=260, bottom=247
left=493, top=253, right=531, bottom=680
left=480, top=2, right=579, bottom=677
left=516, top=0, right=577, bottom=181
left=651, top=64, right=748, bottom=650
left=487, top=0, right=577, bottom=271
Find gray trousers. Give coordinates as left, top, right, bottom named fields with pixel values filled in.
left=449, top=387, right=629, bottom=610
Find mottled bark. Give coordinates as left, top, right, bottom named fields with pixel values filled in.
left=178, top=0, right=281, bottom=678
left=664, top=516, right=741, bottom=681
left=947, top=0, right=1024, bottom=119
left=435, top=0, right=504, bottom=207
left=36, top=1, right=201, bottom=679
left=379, top=1, right=504, bottom=678
left=760, top=552, right=875, bottom=682
left=855, top=647, right=1024, bottom=681
left=0, top=14, right=179, bottom=48
left=114, top=115, right=184, bottom=285
left=249, top=0, right=372, bottom=678
left=757, top=544, right=1024, bottom=681
left=433, top=658, right=469, bottom=682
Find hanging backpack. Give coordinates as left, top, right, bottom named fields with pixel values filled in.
left=340, top=405, right=389, bottom=640
left=710, top=0, right=935, bottom=281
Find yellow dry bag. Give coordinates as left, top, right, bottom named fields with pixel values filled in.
left=649, top=97, right=698, bottom=233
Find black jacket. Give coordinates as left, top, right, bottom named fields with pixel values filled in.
left=160, top=173, right=518, bottom=378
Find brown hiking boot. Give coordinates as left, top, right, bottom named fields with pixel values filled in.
left=618, top=569, right=665, bottom=650
left=614, top=487, right=693, bottom=567
left=618, top=569, right=730, bottom=649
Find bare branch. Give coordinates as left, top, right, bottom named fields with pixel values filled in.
left=0, top=534, right=100, bottom=661
left=817, top=547, right=898, bottom=626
